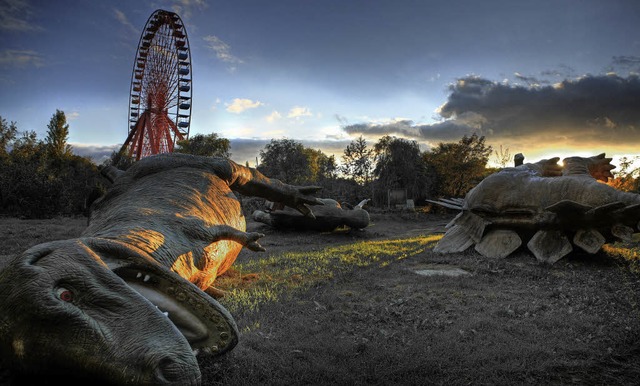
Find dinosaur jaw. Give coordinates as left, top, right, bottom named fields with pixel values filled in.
left=81, top=237, right=239, bottom=356
left=113, top=265, right=239, bottom=356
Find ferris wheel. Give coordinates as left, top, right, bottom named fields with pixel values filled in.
left=122, top=9, right=192, bottom=160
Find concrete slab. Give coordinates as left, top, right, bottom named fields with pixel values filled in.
left=414, top=266, right=471, bottom=277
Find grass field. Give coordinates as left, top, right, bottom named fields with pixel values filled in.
left=1, top=214, right=640, bottom=385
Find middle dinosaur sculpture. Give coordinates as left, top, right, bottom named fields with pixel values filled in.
left=0, top=153, right=323, bottom=385
left=253, top=198, right=371, bottom=232
left=430, top=153, right=640, bottom=264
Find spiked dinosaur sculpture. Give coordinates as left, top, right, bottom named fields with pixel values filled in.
left=253, top=198, right=371, bottom=232
left=430, top=153, right=640, bottom=264
left=0, top=153, right=323, bottom=385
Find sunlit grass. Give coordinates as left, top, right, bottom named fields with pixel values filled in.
left=603, top=242, right=640, bottom=273
left=217, top=235, right=442, bottom=314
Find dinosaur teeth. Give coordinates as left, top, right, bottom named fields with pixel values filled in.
left=134, top=271, right=151, bottom=282
left=154, top=305, right=170, bottom=318
left=191, top=345, right=220, bottom=356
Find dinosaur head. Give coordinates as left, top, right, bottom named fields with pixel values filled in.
left=0, top=238, right=238, bottom=385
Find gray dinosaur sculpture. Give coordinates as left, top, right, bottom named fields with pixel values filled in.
left=252, top=198, right=370, bottom=232
left=0, top=153, right=323, bottom=385
left=430, top=153, right=640, bottom=264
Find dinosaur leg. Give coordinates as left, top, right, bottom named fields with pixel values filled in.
left=205, top=286, right=228, bottom=299
left=185, top=221, right=266, bottom=252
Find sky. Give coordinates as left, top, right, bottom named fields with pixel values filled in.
left=1, top=0, right=639, bottom=170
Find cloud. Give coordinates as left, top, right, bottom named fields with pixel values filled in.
left=513, top=72, right=546, bottom=87
left=66, top=111, right=80, bottom=121
left=610, top=55, right=640, bottom=74
left=113, top=8, right=138, bottom=35
left=203, top=35, right=243, bottom=69
left=170, top=0, right=207, bottom=21
left=0, top=0, right=42, bottom=32
left=287, top=106, right=313, bottom=119
left=265, top=111, right=282, bottom=122
left=71, top=143, right=120, bottom=164
left=0, top=49, right=44, bottom=68
left=343, top=74, right=640, bottom=155
left=225, top=98, right=263, bottom=114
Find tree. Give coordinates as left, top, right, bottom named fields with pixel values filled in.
left=372, top=135, right=428, bottom=205
left=304, top=148, right=337, bottom=182
left=258, top=138, right=311, bottom=184
left=175, top=133, right=231, bottom=158
left=424, top=133, right=493, bottom=197
left=105, top=148, right=135, bottom=171
left=608, top=156, right=640, bottom=193
left=0, top=116, right=18, bottom=158
left=493, top=144, right=512, bottom=169
left=341, top=135, right=373, bottom=185
left=45, top=109, right=72, bottom=158
left=0, top=116, right=103, bottom=218
left=318, top=153, right=338, bottom=181
left=10, top=130, right=43, bottom=160
left=4, top=130, right=48, bottom=216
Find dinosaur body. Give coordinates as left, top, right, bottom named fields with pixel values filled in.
left=431, top=154, right=640, bottom=263
left=0, top=153, right=322, bottom=385
left=253, top=198, right=370, bottom=232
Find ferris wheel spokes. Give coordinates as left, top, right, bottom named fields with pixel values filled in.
left=122, top=9, right=192, bottom=161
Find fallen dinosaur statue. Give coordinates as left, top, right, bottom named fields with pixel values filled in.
left=252, top=198, right=370, bottom=232
left=0, top=153, right=323, bottom=385
left=430, top=153, right=640, bottom=264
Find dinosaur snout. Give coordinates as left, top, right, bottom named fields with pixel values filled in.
left=154, top=355, right=201, bottom=386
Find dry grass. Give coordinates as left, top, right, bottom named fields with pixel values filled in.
left=0, top=216, right=87, bottom=257
left=1, top=215, right=640, bottom=385
left=204, top=222, right=640, bottom=386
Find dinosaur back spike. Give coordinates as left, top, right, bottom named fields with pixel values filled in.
left=527, top=230, right=573, bottom=264
left=573, top=229, right=606, bottom=254
left=474, top=229, right=521, bottom=259
left=454, top=211, right=490, bottom=243
left=611, top=224, right=634, bottom=241
left=427, top=199, right=463, bottom=211
left=545, top=200, right=593, bottom=214
left=433, top=225, right=473, bottom=253
left=585, top=201, right=626, bottom=217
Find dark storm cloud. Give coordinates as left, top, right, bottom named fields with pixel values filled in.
left=343, top=117, right=483, bottom=143
left=611, top=55, right=640, bottom=72
left=343, top=74, right=640, bottom=148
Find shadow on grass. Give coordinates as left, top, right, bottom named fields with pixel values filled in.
left=216, top=235, right=442, bottom=317
left=206, top=235, right=640, bottom=386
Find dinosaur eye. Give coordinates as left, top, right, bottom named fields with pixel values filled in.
left=55, top=287, right=74, bottom=302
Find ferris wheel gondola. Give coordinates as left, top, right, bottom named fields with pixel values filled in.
left=122, top=9, right=192, bottom=160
